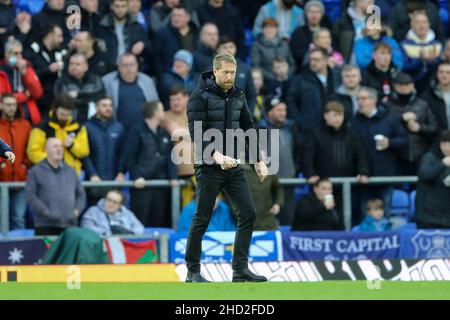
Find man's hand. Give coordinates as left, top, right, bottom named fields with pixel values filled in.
left=64, top=135, right=74, bottom=148
left=134, top=177, right=146, bottom=189
left=115, top=172, right=125, bottom=181
left=357, top=175, right=369, bottom=184
left=74, top=209, right=80, bottom=218
left=49, top=62, right=60, bottom=73
left=90, top=175, right=101, bottom=182
left=308, top=175, right=320, bottom=184
left=254, top=161, right=268, bottom=182
left=443, top=156, right=450, bottom=167
left=170, top=179, right=179, bottom=188
left=68, top=90, right=78, bottom=98
left=378, top=137, right=390, bottom=150
left=323, top=199, right=335, bottom=210
left=4, top=151, right=15, bottom=164
left=269, top=203, right=280, bottom=215
left=131, top=41, right=145, bottom=56
left=407, top=120, right=421, bottom=133
left=16, top=58, right=28, bottom=74
left=213, top=151, right=237, bottom=169
left=402, top=112, right=417, bottom=122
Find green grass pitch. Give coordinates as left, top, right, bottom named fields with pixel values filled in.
left=0, top=281, right=449, bottom=300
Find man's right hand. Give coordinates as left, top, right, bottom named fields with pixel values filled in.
left=213, top=151, right=237, bottom=169
left=134, top=177, right=146, bottom=189
left=443, top=156, right=450, bottom=167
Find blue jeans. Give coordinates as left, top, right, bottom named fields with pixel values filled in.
left=9, top=189, right=27, bottom=230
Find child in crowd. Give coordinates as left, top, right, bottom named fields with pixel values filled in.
left=354, top=199, right=392, bottom=232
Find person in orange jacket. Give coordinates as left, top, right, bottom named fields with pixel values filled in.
left=0, top=93, right=31, bottom=230
left=0, top=38, right=43, bottom=125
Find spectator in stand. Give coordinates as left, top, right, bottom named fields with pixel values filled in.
left=194, top=0, right=246, bottom=60
left=32, top=0, right=71, bottom=45
left=286, top=48, right=339, bottom=138
left=422, top=62, right=450, bottom=134
left=97, top=0, right=151, bottom=65
left=242, top=163, right=284, bottom=231
left=102, top=52, right=159, bottom=130
left=291, top=178, right=340, bottom=231
left=150, top=0, right=181, bottom=33
left=439, top=39, right=450, bottom=64
left=217, top=36, right=256, bottom=112
left=153, top=4, right=199, bottom=77
left=158, top=50, right=198, bottom=109
left=128, top=0, right=149, bottom=33
left=352, top=199, right=392, bottom=232
left=25, top=24, right=66, bottom=120
left=267, top=57, right=292, bottom=101
left=1, top=4, right=34, bottom=53
left=178, top=195, right=236, bottom=233
left=81, top=189, right=145, bottom=236
left=415, top=130, right=450, bottom=229
left=361, top=42, right=400, bottom=102
left=355, top=25, right=404, bottom=70
left=0, top=94, right=31, bottom=230
left=27, top=95, right=90, bottom=176
left=385, top=72, right=438, bottom=175
left=389, top=0, right=443, bottom=43
left=290, top=0, right=331, bottom=70
left=332, top=0, right=374, bottom=64
left=335, top=64, right=362, bottom=119
left=253, top=0, right=304, bottom=40
left=84, top=95, right=125, bottom=205
left=67, top=30, right=116, bottom=77
left=0, top=38, right=44, bottom=125
left=304, top=28, right=343, bottom=70
left=25, top=138, right=86, bottom=236
left=0, top=0, right=15, bottom=37
left=192, top=23, right=219, bottom=74
left=400, top=11, right=442, bottom=94
left=124, top=101, right=178, bottom=227
left=257, top=97, right=301, bottom=225
left=251, top=67, right=268, bottom=122
left=79, top=0, right=102, bottom=34
left=54, top=53, right=105, bottom=123
left=250, top=18, right=295, bottom=82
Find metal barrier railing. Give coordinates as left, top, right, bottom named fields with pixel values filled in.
left=0, top=176, right=418, bottom=234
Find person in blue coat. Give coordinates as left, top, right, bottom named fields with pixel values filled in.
left=353, top=198, right=392, bottom=232
left=178, top=197, right=236, bottom=233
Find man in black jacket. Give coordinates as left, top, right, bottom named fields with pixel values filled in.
left=185, top=52, right=268, bottom=283
left=124, top=101, right=178, bottom=227
left=415, top=130, right=450, bottom=229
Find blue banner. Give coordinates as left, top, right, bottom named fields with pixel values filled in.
left=283, top=231, right=401, bottom=261
left=399, top=229, right=450, bottom=259
left=0, top=239, right=47, bottom=265
left=169, top=231, right=282, bottom=263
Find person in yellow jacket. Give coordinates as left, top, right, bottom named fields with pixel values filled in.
left=27, top=95, right=89, bottom=176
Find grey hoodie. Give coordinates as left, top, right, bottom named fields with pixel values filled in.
left=81, top=199, right=144, bottom=236
left=25, top=160, right=86, bottom=228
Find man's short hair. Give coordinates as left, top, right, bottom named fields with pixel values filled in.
left=119, top=52, right=137, bottom=65
left=142, top=101, right=161, bottom=119
left=0, top=93, right=16, bottom=102
left=367, top=199, right=384, bottom=211
left=219, top=35, right=236, bottom=46
left=51, top=95, right=75, bottom=111
left=359, top=86, right=378, bottom=100
left=374, top=41, right=392, bottom=53
left=70, top=52, right=88, bottom=64
left=309, top=47, right=328, bottom=58
left=169, top=85, right=189, bottom=97
left=438, top=61, right=450, bottom=69
left=262, top=18, right=278, bottom=28
left=325, top=100, right=345, bottom=114
left=111, top=0, right=128, bottom=4
left=95, top=94, right=112, bottom=105
left=272, top=56, right=288, bottom=65
left=172, top=4, right=188, bottom=13
left=441, top=130, right=450, bottom=143
left=213, top=52, right=237, bottom=70
left=40, top=24, right=61, bottom=39
left=342, top=64, right=360, bottom=74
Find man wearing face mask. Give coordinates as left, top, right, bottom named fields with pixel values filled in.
left=0, top=38, right=43, bottom=125
left=385, top=72, right=438, bottom=175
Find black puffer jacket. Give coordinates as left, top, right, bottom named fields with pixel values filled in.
left=415, top=149, right=450, bottom=228
left=187, top=71, right=259, bottom=166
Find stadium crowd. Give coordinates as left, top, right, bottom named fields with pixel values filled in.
left=1, top=0, right=450, bottom=236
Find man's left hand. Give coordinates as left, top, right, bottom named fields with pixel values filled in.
left=254, top=161, right=268, bottom=182
left=4, top=151, right=15, bottom=164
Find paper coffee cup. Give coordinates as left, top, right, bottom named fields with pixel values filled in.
left=324, top=194, right=334, bottom=207
left=374, top=134, right=384, bottom=150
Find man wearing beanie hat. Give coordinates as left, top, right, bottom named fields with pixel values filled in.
left=158, top=49, right=199, bottom=109
left=385, top=72, right=439, bottom=175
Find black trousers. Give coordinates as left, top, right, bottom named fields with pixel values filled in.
left=185, top=165, right=256, bottom=272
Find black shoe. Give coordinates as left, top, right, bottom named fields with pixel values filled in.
left=186, top=271, right=210, bottom=283
left=232, top=268, right=267, bottom=282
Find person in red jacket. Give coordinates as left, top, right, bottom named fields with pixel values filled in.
left=0, top=38, right=43, bottom=125
left=0, top=93, right=32, bottom=230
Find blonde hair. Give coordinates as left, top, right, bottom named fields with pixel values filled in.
left=213, top=52, right=237, bottom=70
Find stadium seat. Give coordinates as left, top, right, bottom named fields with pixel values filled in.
left=6, top=229, right=35, bottom=238
left=389, top=189, right=410, bottom=216
left=409, top=190, right=417, bottom=217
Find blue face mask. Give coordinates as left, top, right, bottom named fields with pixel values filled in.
left=8, top=55, right=17, bottom=67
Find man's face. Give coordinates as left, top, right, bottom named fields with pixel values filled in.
left=80, top=0, right=99, bottom=13
left=173, top=59, right=190, bottom=76
left=313, top=181, right=333, bottom=202
left=272, top=61, right=289, bottom=79
left=218, top=42, right=237, bottom=57
left=357, top=90, right=377, bottom=115
left=201, top=25, right=219, bottom=49
left=394, top=83, right=414, bottom=95
left=306, top=5, right=322, bottom=26
left=342, top=69, right=361, bottom=89
left=118, top=55, right=138, bottom=81
left=68, top=56, right=88, bottom=79
left=169, top=93, right=188, bottom=114
left=441, top=141, right=450, bottom=157
left=213, top=61, right=236, bottom=91
left=262, top=25, right=278, bottom=40
left=251, top=70, right=263, bottom=90
left=268, top=103, right=287, bottom=124
left=55, top=107, right=72, bottom=125
left=0, top=97, right=17, bottom=119
left=128, top=0, right=142, bottom=14
left=15, top=12, right=31, bottom=27
left=437, top=65, right=450, bottom=86
left=96, top=98, right=113, bottom=120
left=104, top=191, right=123, bottom=214
left=5, top=44, right=23, bottom=67
left=373, top=48, right=392, bottom=69
left=165, top=0, right=180, bottom=8
left=324, top=110, right=344, bottom=129
left=50, top=27, right=64, bottom=50
left=411, top=13, right=430, bottom=39
left=46, top=138, right=64, bottom=161
left=48, top=0, right=65, bottom=10
left=111, top=0, right=129, bottom=20
left=171, top=8, right=189, bottom=29
left=309, top=51, right=327, bottom=73
left=315, top=31, right=331, bottom=49
left=73, top=32, right=93, bottom=53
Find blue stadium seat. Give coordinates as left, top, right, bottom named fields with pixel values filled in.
left=322, top=0, right=342, bottom=23
left=389, top=189, right=410, bottom=216
left=6, top=229, right=35, bottom=238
